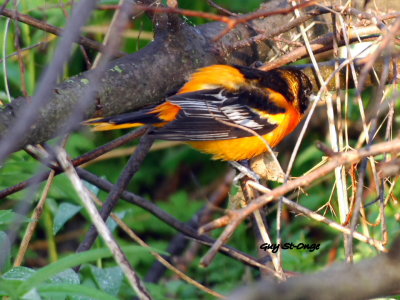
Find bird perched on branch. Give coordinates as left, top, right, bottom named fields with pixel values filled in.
left=86, top=64, right=312, bottom=161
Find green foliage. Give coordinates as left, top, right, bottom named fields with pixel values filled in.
left=0, top=152, right=41, bottom=192
left=53, top=203, right=82, bottom=235
left=0, top=211, right=30, bottom=235
left=0, top=246, right=160, bottom=299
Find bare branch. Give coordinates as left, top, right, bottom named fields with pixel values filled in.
left=75, top=133, right=154, bottom=260
left=0, top=8, right=115, bottom=55
left=57, top=149, right=152, bottom=300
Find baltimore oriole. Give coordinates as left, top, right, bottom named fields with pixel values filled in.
left=86, top=65, right=312, bottom=161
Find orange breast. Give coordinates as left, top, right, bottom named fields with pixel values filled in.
left=188, top=104, right=302, bottom=161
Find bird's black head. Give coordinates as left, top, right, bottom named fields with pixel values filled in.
left=296, top=70, right=313, bottom=114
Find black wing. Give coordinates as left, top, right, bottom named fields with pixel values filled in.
left=150, top=88, right=286, bottom=141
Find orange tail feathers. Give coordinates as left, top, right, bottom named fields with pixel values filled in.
left=84, top=101, right=182, bottom=131
left=84, top=119, right=145, bottom=131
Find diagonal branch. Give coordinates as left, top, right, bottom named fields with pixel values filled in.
left=75, top=132, right=154, bottom=258
left=0, top=8, right=115, bottom=55
left=57, top=149, right=152, bottom=300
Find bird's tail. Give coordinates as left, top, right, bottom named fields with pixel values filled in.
left=84, top=101, right=182, bottom=131
left=84, top=107, right=162, bottom=131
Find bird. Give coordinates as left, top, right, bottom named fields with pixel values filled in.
left=86, top=64, right=313, bottom=162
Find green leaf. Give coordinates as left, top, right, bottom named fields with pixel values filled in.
left=53, top=203, right=82, bottom=235
left=0, top=277, right=21, bottom=298
left=0, top=210, right=28, bottom=226
left=294, top=145, right=323, bottom=169
left=2, top=266, right=36, bottom=281
left=48, top=269, right=80, bottom=285
left=90, top=266, right=123, bottom=296
left=1, top=267, right=36, bottom=297
left=16, top=245, right=160, bottom=297
left=38, top=283, right=119, bottom=300
left=21, top=288, right=41, bottom=300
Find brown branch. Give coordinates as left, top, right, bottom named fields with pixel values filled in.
left=13, top=171, right=55, bottom=266
left=259, top=25, right=382, bottom=71
left=74, top=133, right=154, bottom=262
left=230, top=7, right=330, bottom=50
left=206, top=0, right=237, bottom=16
left=139, top=0, right=318, bottom=41
left=57, top=149, right=152, bottom=300
left=0, top=8, right=116, bottom=55
left=0, top=0, right=11, bottom=15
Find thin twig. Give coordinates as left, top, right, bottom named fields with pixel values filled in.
left=119, top=216, right=225, bottom=298
left=92, top=0, right=131, bottom=67
left=206, top=0, right=236, bottom=16
left=13, top=171, right=56, bottom=266
left=0, top=39, right=52, bottom=64
left=0, top=0, right=11, bottom=15
left=57, top=148, right=152, bottom=300
left=138, top=0, right=318, bottom=41
left=0, top=8, right=119, bottom=55
left=242, top=179, right=285, bottom=279
left=259, top=25, right=381, bottom=71
left=230, top=7, right=329, bottom=51
left=75, top=133, right=154, bottom=257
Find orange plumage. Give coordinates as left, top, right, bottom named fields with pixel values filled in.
left=86, top=65, right=312, bottom=161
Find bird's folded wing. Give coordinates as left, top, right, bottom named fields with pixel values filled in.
left=151, top=88, right=280, bottom=141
